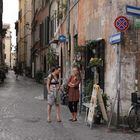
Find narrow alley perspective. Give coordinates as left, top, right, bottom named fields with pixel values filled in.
left=1, top=0, right=140, bottom=139
left=0, top=71, right=138, bottom=140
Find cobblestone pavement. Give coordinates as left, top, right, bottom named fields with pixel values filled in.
left=0, top=71, right=139, bottom=140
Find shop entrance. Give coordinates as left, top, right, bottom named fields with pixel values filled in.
left=84, top=39, right=105, bottom=91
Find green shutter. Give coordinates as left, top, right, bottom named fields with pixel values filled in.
left=45, top=16, right=49, bottom=45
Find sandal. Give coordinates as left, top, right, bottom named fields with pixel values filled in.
left=69, top=118, right=73, bottom=121
left=72, top=118, right=77, bottom=122
left=57, top=120, right=62, bottom=122
left=47, top=120, right=51, bottom=123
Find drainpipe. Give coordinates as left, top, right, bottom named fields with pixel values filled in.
left=135, top=0, right=138, bottom=91
left=0, top=0, right=3, bottom=64
left=67, top=0, right=71, bottom=69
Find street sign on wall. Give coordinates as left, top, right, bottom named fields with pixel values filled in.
left=110, top=32, right=121, bottom=45
left=114, top=16, right=129, bottom=32
left=126, top=5, right=140, bottom=17
left=134, top=18, right=140, bottom=28
left=58, top=35, right=66, bottom=43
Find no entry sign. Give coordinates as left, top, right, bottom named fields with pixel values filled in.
left=114, top=16, right=129, bottom=32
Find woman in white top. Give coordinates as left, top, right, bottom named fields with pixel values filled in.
left=47, top=66, right=61, bottom=123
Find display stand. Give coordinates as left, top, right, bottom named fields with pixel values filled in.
left=87, top=84, right=108, bottom=128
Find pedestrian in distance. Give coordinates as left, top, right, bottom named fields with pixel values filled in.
left=46, top=66, right=62, bottom=123
left=14, top=66, right=19, bottom=80
left=67, top=66, right=81, bottom=122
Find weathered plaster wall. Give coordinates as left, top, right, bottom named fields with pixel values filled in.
left=78, top=0, right=140, bottom=114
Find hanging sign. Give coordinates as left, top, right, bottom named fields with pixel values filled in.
left=58, top=35, right=66, bottom=43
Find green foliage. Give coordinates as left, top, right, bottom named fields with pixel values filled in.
left=35, top=71, right=45, bottom=83
left=73, top=45, right=85, bottom=69
left=84, top=79, right=94, bottom=97
left=47, top=47, right=58, bottom=68
left=72, top=61, right=84, bottom=69
left=84, top=80, right=109, bottom=123
left=102, top=93, right=109, bottom=110
left=0, top=64, right=7, bottom=82
left=88, top=57, right=103, bottom=67
left=0, top=64, right=8, bottom=75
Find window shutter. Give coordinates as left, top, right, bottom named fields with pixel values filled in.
left=45, top=16, right=49, bottom=45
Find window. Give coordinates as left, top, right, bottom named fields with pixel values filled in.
left=57, top=1, right=60, bottom=26
left=50, top=18, right=54, bottom=39
left=45, top=16, right=49, bottom=45
left=50, top=11, right=57, bottom=39
left=40, top=22, right=44, bottom=47
left=74, top=34, right=78, bottom=48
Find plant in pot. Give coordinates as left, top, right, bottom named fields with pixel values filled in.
left=89, top=57, right=103, bottom=68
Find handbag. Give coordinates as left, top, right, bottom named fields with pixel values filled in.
left=60, top=85, right=68, bottom=105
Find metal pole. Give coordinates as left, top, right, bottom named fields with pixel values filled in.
left=135, top=0, right=138, bottom=92
left=0, top=0, right=3, bottom=64
left=116, top=43, right=121, bottom=128
left=79, top=81, right=82, bottom=114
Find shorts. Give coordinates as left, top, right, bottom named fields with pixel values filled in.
left=47, top=90, right=61, bottom=106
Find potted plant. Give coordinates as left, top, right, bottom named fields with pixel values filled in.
left=89, top=57, right=103, bottom=67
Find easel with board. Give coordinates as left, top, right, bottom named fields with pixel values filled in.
left=86, top=84, right=108, bottom=128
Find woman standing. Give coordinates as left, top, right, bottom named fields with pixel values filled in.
left=68, top=67, right=81, bottom=122
left=47, top=66, right=61, bottom=123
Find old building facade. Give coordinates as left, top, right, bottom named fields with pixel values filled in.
left=31, top=0, right=50, bottom=77
left=3, top=24, right=11, bottom=68
left=17, top=0, right=32, bottom=75
left=77, top=0, right=140, bottom=114
left=16, top=0, right=140, bottom=116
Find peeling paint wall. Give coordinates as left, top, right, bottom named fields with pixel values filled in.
left=78, top=0, right=140, bottom=114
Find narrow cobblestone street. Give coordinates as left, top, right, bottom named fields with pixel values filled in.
left=0, top=71, right=139, bottom=140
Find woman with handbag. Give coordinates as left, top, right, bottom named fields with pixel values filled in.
left=47, top=66, right=61, bottom=123
left=68, top=66, right=81, bottom=122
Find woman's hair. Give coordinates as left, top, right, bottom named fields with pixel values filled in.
left=50, top=66, right=61, bottom=73
left=50, top=67, right=55, bottom=72
left=73, top=66, right=81, bottom=81
left=55, top=66, right=61, bottom=70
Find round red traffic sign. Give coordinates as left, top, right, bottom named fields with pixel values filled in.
left=114, top=16, right=129, bottom=32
